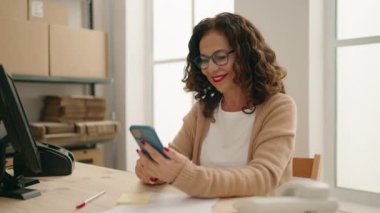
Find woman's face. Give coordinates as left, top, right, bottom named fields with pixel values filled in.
left=199, top=30, right=240, bottom=96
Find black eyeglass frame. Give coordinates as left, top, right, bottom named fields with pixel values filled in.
left=193, top=49, right=234, bottom=70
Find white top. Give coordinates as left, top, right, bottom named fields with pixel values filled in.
left=200, top=103, right=256, bottom=168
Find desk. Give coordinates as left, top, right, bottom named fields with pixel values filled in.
left=0, top=163, right=237, bottom=213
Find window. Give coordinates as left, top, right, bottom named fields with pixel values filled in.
left=326, top=0, right=380, bottom=206
left=151, top=0, right=234, bottom=145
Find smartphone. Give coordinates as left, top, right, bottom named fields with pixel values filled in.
left=129, top=125, right=169, bottom=159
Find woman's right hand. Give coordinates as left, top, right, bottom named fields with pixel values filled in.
left=135, top=150, right=164, bottom=185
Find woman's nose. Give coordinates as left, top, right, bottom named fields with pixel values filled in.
left=207, top=59, right=219, bottom=72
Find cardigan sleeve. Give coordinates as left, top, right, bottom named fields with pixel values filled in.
left=171, top=94, right=297, bottom=198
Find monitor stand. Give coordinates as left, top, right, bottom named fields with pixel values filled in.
left=0, top=135, right=41, bottom=200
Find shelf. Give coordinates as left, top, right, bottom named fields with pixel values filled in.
left=13, top=75, right=113, bottom=84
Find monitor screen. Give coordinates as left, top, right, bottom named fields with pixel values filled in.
left=0, top=64, right=41, bottom=174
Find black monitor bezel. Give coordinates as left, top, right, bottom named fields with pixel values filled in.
left=0, top=64, right=41, bottom=173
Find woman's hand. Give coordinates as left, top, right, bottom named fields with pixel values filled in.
left=135, top=141, right=187, bottom=184
left=135, top=157, right=156, bottom=184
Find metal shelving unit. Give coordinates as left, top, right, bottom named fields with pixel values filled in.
left=13, top=75, right=112, bottom=84
left=13, top=75, right=113, bottom=95
left=9, top=0, right=117, bottom=168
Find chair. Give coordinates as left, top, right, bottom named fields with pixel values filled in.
left=292, top=154, right=321, bottom=180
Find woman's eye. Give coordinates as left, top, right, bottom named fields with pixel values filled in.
left=215, top=55, right=227, bottom=61
left=201, top=58, right=209, bottom=63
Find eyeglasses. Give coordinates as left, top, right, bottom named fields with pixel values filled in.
left=193, top=49, right=234, bottom=70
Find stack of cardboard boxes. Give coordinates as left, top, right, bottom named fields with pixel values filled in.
left=30, top=119, right=119, bottom=147
left=30, top=95, right=119, bottom=166
left=42, top=95, right=88, bottom=122
left=0, top=0, right=108, bottom=78
left=41, top=95, right=108, bottom=122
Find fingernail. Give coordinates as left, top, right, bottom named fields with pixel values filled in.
left=140, top=140, right=146, bottom=146
left=164, top=147, right=169, bottom=152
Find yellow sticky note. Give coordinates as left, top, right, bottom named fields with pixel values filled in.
left=116, top=193, right=151, bottom=205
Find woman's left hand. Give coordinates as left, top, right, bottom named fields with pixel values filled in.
left=137, top=141, right=187, bottom=184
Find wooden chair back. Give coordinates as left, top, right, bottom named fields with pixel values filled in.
left=292, top=154, right=321, bottom=180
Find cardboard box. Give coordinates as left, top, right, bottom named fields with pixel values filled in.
left=37, top=133, right=87, bottom=147
left=30, top=120, right=118, bottom=147
left=71, top=148, right=103, bottom=166
left=0, top=0, right=28, bottom=20
left=50, top=25, right=108, bottom=78
left=0, top=18, right=49, bottom=76
left=41, top=95, right=107, bottom=122
left=28, top=0, right=68, bottom=25
left=45, top=1, right=69, bottom=26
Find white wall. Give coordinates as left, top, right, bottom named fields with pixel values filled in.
left=92, top=0, right=128, bottom=169
left=308, top=0, right=324, bottom=160
left=124, top=0, right=150, bottom=171
left=97, top=0, right=151, bottom=171
left=81, top=0, right=149, bottom=171
left=235, top=0, right=324, bottom=160
left=109, top=0, right=128, bottom=170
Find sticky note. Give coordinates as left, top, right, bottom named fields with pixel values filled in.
left=116, top=193, right=151, bottom=205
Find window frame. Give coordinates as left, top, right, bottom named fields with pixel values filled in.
left=325, top=0, right=380, bottom=207
left=147, top=0, right=194, bottom=140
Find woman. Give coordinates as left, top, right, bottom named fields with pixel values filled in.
left=135, top=12, right=297, bottom=198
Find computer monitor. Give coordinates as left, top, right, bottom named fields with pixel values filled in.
left=0, top=64, right=42, bottom=199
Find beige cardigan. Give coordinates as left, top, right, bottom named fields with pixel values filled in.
left=169, top=93, right=297, bottom=198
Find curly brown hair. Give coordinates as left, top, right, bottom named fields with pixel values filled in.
left=182, top=12, right=287, bottom=119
